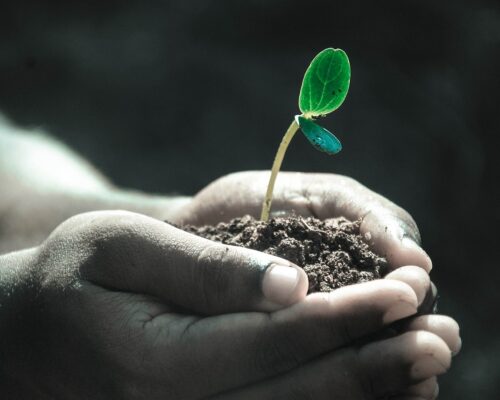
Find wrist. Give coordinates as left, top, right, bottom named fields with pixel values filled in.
left=104, top=188, right=192, bottom=221
left=0, top=185, right=192, bottom=253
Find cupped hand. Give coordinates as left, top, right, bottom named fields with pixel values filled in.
left=1, top=211, right=459, bottom=399
left=172, top=171, right=433, bottom=273
left=169, top=170, right=461, bottom=398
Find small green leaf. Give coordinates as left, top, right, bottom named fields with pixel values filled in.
left=296, top=115, right=342, bottom=155
left=299, top=48, right=350, bottom=117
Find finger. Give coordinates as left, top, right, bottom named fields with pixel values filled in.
left=356, top=331, right=449, bottom=397
left=273, top=173, right=432, bottom=272
left=174, top=171, right=432, bottom=271
left=365, top=268, right=447, bottom=347
left=144, top=279, right=418, bottom=397
left=404, top=315, right=462, bottom=355
left=211, top=331, right=451, bottom=400
left=385, top=266, right=431, bottom=307
left=385, top=266, right=430, bottom=306
left=359, top=209, right=432, bottom=272
left=65, top=211, right=308, bottom=314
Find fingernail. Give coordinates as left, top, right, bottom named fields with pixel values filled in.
left=402, top=238, right=433, bottom=272
left=410, top=356, right=448, bottom=380
left=383, top=301, right=417, bottom=324
left=262, top=264, right=300, bottom=306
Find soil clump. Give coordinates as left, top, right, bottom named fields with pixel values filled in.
left=181, top=215, right=388, bottom=292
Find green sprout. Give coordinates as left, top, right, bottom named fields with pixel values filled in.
left=260, top=48, right=351, bottom=221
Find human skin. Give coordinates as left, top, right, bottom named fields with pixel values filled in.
left=0, top=119, right=460, bottom=399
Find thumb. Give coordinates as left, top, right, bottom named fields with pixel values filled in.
left=79, top=211, right=309, bottom=315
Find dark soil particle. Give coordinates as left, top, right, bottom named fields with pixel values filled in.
left=181, top=215, right=388, bottom=293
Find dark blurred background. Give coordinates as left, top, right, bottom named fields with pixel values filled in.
left=1, top=0, right=498, bottom=398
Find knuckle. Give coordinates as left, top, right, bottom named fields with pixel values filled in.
left=398, top=210, right=420, bottom=234
left=88, top=211, right=145, bottom=243
left=338, top=174, right=360, bottom=186
left=41, top=211, right=149, bottom=285
left=46, top=210, right=144, bottom=250
left=195, top=244, right=232, bottom=308
left=213, top=171, right=252, bottom=187
left=387, top=206, right=421, bottom=244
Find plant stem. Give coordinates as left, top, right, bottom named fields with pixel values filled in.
left=260, top=118, right=300, bottom=221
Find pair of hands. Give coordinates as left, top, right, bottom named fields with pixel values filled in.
left=0, top=172, right=460, bottom=399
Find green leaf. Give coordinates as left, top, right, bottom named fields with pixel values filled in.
left=299, top=48, right=350, bottom=117
left=296, top=115, right=342, bottom=155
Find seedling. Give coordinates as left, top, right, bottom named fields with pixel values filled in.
left=260, top=48, right=351, bottom=221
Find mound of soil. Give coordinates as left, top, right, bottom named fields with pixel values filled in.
left=181, top=215, right=388, bottom=293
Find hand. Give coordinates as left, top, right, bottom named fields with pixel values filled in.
left=172, top=171, right=433, bottom=273
left=171, top=170, right=461, bottom=397
left=0, top=211, right=458, bottom=399
left=171, top=171, right=441, bottom=317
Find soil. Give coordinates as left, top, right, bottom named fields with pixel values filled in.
left=181, top=215, right=388, bottom=293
